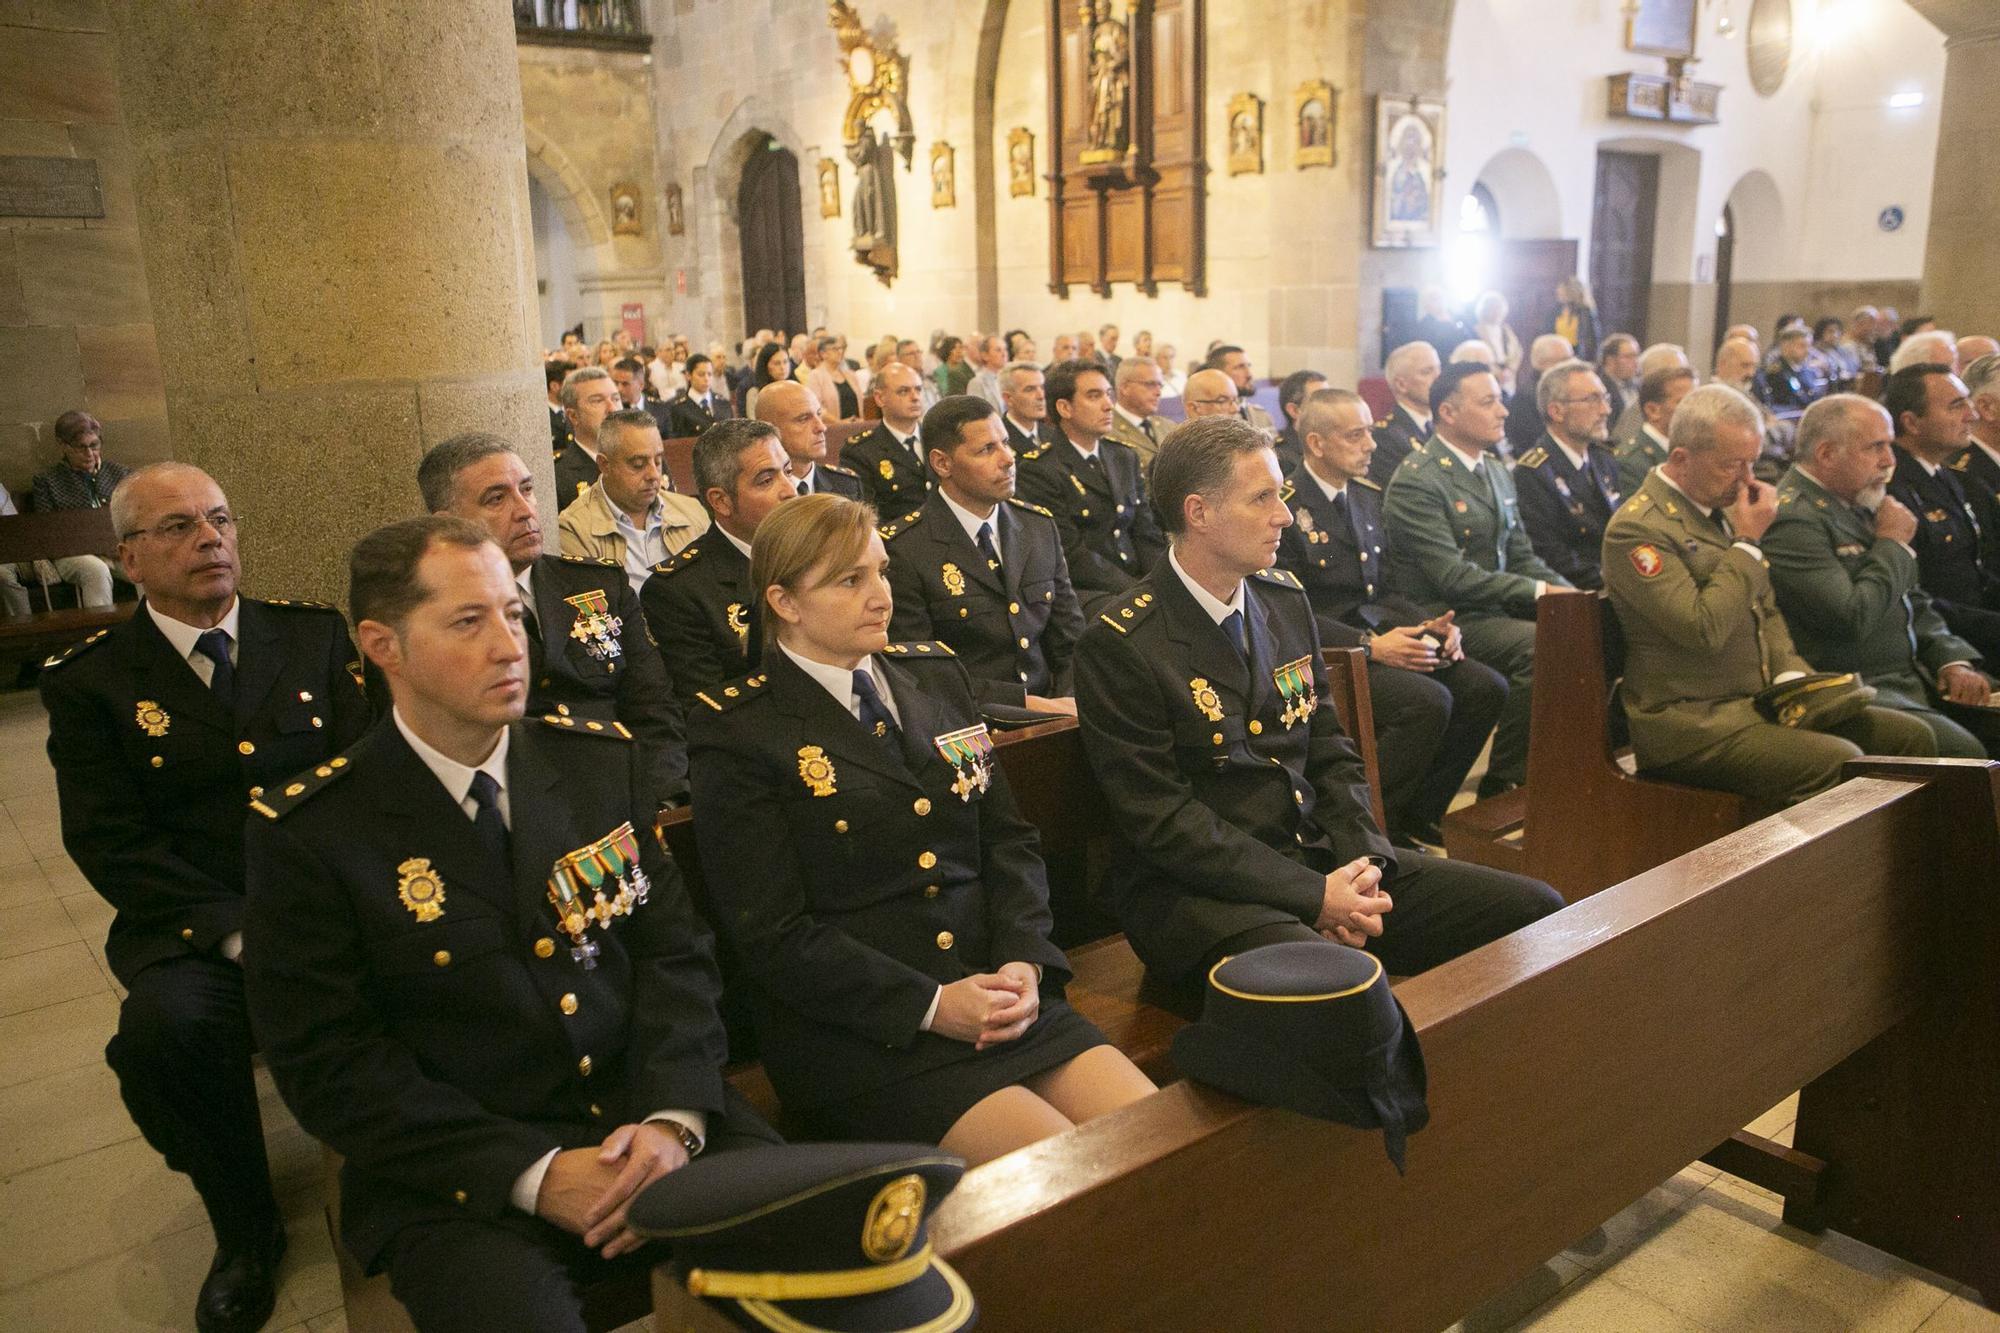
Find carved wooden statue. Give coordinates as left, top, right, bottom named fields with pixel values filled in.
left=1084, top=0, right=1130, bottom=160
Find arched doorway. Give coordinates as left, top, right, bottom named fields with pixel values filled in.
left=738, top=137, right=806, bottom=337
left=528, top=171, right=584, bottom=349
left=1465, top=147, right=1574, bottom=349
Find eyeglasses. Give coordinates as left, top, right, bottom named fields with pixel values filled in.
left=123, top=509, right=236, bottom=543
left=1190, top=397, right=1237, bottom=409
left=1558, top=393, right=1613, bottom=406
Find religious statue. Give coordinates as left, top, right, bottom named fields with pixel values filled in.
left=848, top=130, right=898, bottom=280
left=1082, top=0, right=1130, bottom=162
left=830, top=1, right=912, bottom=283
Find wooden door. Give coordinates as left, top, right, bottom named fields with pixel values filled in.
left=1712, top=203, right=1736, bottom=357
left=1589, top=150, right=1659, bottom=342
left=738, top=141, right=806, bottom=337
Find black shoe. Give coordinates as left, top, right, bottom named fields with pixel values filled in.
left=195, top=1219, right=287, bottom=1333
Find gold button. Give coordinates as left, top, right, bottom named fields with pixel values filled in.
left=589, top=1103, right=603, bottom=1118
left=310, top=716, right=323, bottom=728
left=299, top=691, right=313, bottom=702
left=237, top=741, right=255, bottom=755
left=936, top=931, right=955, bottom=950
left=181, top=927, right=194, bottom=941
left=329, top=757, right=347, bottom=768
left=150, top=755, right=163, bottom=768
left=433, top=950, right=451, bottom=968
left=284, top=782, right=305, bottom=796
left=1249, top=720, right=1263, bottom=735
left=454, top=1190, right=468, bottom=1205
left=557, top=704, right=572, bottom=716
left=924, top=884, right=940, bottom=899
left=534, top=937, right=555, bottom=959
left=1018, top=637, right=1031, bottom=649
left=578, top=1055, right=593, bottom=1076
left=249, top=786, right=263, bottom=798
left=315, top=766, right=332, bottom=777
left=913, top=798, right=932, bottom=816
left=1044, top=590, right=1053, bottom=600
left=585, top=721, right=603, bottom=731
left=1081, top=508, right=1091, bottom=518
left=1294, top=790, right=1304, bottom=804
left=560, top=993, right=579, bottom=1015
left=1212, top=733, right=1224, bottom=745
left=1009, top=601, right=1021, bottom=613
left=834, top=819, right=849, bottom=833
left=918, top=851, right=937, bottom=870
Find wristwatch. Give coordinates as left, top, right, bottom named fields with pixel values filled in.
left=663, top=1119, right=703, bottom=1158
left=1358, top=635, right=1373, bottom=662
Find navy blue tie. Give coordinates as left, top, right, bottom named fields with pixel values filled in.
left=468, top=771, right=511, bottom=870
left=195, top=628, right=235, bottom=706
left=1221, top=610, right=1248, bottom=664
left=976, top=522, right=1002, bottom=571
left=853, top=670, right=900, bottom=747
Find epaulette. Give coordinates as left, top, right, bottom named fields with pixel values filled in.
left=1517, top=446, right=1548, bottom=469
left=878, top=509, right=924, bottom=540
left=1353, top=475, right=1382, bottom=492
left=1374, top=417, right=1390, bottom=429
left=1402, top=454, right=1426, bottom=470
left=1019, top=446, right=1046, bottom=461
left=1619, top=490, right=1654, bottom=515
left=42, top=627, right=112, bottom=669
left=693, top=672, right=769, bottom=712
left=1253, top=566, right=1305, bottom=592
left=251, top=750, right=357, bottom=820
left=556, top=553, right=620, bottom=570
left=258, top=597, right=339, bottom=612
left=1005, top=497, right=1055, bottom=519
left=824, top=462, right=859, bottom=477
left=535, top=704, right=633, bottom=738
left=651, top=545, right=702, bottom=576
left=1279, top=482, right=1296, bottom=504
left=1095, top=589, right=1158, bottom=635
left=880, top=640, right=955, bottom=659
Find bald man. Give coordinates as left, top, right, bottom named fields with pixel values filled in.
left=1505, top=334, right=1577, bottom=455
left=754, top=379, right=863, bottom=500
left=1370, top=340, right=1443, bottom=488
left=1181, top=368, right=1240, bottom=420
left=842, top=360, right=932, bottom=517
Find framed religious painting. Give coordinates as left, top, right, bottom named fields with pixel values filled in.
left=1007, top=127, right=1036, bottom=198
left=1371, top=95, right=1445, bottom=248
left=1293, top=80, right=1335, bottom=169
left=1625, top=0, right=1699, bottom=59
left=817, top=157, right=841, bottom=218
left=609, top=181, right=642, bottom=235
left=665, top=183, right=685, bottom=236
left=930, top=142, right=956, bottom=208
left=1226, top=93, right=1263, bottom=176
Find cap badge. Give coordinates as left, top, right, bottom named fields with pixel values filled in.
left=861, top=1173, right=926, bottom=1263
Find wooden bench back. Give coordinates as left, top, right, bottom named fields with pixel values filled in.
left=0, top=508, right=118, bottom=564
left=660, top=419, right=875, bottom=502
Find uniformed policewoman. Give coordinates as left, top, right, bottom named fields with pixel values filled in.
left=688, top=494, right=1155, bottom=1164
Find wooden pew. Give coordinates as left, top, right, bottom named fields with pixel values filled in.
left=660, top=419, right=874, bottom=501
left=1441, top=589, right=1753, bottom=900
left=654, top=758, right=2000, bottom=1331
left=0, top=510, right=134, bottom=654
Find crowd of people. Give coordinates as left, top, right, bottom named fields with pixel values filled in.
left=29, top=290, right=2000, bottom=1331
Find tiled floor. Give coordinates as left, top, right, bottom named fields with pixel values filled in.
left=0, top=682, right=1993, bottom=1332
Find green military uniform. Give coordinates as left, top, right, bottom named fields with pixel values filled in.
left=1762, top=465, right=2000, bottom=758
left=1613, top=422, right=1670, bottom=498
left=1380, top=435, right=1571, bottom=793
left=1603, top=471, right=1935, bottom=805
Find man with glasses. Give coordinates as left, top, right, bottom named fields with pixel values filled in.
left=29, top=409, right=128, bottom=609
left=40, top=463, right=370, bottom=1333
left=1513, top=359, right=1623, bottom=590
left=1105, top=356, right=1176, bottom=469
left=1180, top=368, right=1241, bottom=421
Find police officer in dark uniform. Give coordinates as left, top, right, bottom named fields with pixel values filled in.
left=1885, top=363, right=2000, bottom=660
left=1074, top=416, right=1562, bottom=991
left=418, top=433, right=689, bottom=803
left=244, top=517, right=774, bottom=1333
left=1015, top=359, right=1167, bottom=616
left=546, top=359, right=574, bottom=459
left=641, top=420, right=798, bottom=706
left=1366, top=340, right=1441, bottom=488
left=664, top=353, right=735, bottom=439
left=1275, top=389, right=1506, bottom=849
left=842, top=361, right=932, bottom=517
left=687, top=494, right=1154, bottom=1164
left=884, top=395, right=1086, bottom=711
left=555, top=367, right=621, bottom=506
left=1512, top=359, right=1623, bottom=591
left=1272, top=369, right=1328, bottom=475
left=752, top=379, right=863, bottom=500
left=41, top=463, right=369, bottom=1333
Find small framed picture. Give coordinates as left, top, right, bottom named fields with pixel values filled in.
left=817, top=157, right=841, bottom=218
left=1007, top=127, right=1035, bottom=198
left=1293, top=80, right=1335, bottom=169
left=1371, top=95, right=1445, bottom=249
left=665, top=183, right=684, bottom=236
left=1226, top=93, right=1263, bottom=177
left=609, top=181, right=642, bottom=236
left=930, top=141, right=955, bottom=208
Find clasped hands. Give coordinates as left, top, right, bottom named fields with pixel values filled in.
left=1370, top=611, right=1463, bottom=673
left=536, top=1120, right=690, bottom=1258
left=933, top=961, right=1041, bottom=1049
left=1317, top=855, right=1393, bottom=949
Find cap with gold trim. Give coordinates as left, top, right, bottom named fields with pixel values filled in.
left=630, top=1142, right=975, bottom=1332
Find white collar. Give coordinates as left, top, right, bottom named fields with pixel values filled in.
left=1437, top=437, right=1489, bottom=473
left=1908, top=450, right=1940, bottom=477
left=1548, top=433, right=1590, bottom=472
left=1975, top=437, right=2000, bottom=472
left=1652, top=468, right=1714, bottom=520
left=1067, top=435, right=1102, bottom=462
left=1642, top=422, right=1671, bottom=451
left=777, top=642, right=898, bottom=725
left=1113, top=404, right=1148, bottom=430
left=147, top=596, right=242, bottom=665
left=716, top=524, right=754, bottom=559
left=1398, top=403, right=1430, bottom=432
left=939, top=488, right=1000, bottom=547
left=392, top=706, right=509, bottom=817
left=516, top=565, right=534, bottom=598
left=791, top=461, right=817, bottom=489
left=1167, top=545, right=1244, bottom=626
left=1005, top=414, right=1040, bottom=439
left=883, top=423, right=919, bottom=449
left=1302, top=461, right=1347, bottom=503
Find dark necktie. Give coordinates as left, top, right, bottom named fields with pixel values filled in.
left=976, top=522, right=1002, bottom=572
left=1329, top=489, right=1350, bottom=529
left=195, top=628, right=235, bottom=705
left=797, top=476, right=810, bottom=496
left=1221, top=609, right=1248, bottom=664
left=468, top=770, right=511, bottom=870
left=852, top=669, right=900, bottom=747
left=1141, top=418, right=1157, bottom=445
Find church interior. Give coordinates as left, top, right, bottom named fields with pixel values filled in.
left=2, top=0, right=1998, bottom=1330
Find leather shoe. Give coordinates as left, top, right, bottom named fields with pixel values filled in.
left=195, top=1219, right=287, bottom=1333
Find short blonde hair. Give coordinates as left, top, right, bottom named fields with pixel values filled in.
left=750, top=493, right=878, bottom=648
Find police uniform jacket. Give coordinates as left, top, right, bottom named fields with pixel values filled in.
left=686, top=646, right=1070, bottom=1111
left=41, top=598, right=369, bottom=987
left=1758, top=357, right=1825, bottom=413
left=1762, top=465, right=1983, bottom=711
left=1275, top=467, right=1423, bottom=649
left=1105, top=407, right=1174, bottom=470
left=553, top=442, right=599, bottom=508
left=243, top=716, right=733, bottom=1268
left=1073, top=564, right=1394, bottom=982
left=1001, top=415, right=1054, bottom=457
left=1014, top=434, right=1166, bottom=603
left=640, top=536, right=755, bottom=707
left=1381, top=436, right=1568, bottom=619
left=548, top=405, right=572, bottom=460
left=1366, top=405, right=1427, bottom=489
left=1513, top=433, right=1622, bottom=591
left=1952, top=442, right=2000, bottom=571
left=1614, top=425, right=1671, bottom=498
left=882, top=491, right=1085, bottom=706
left=1602, top=471, right=1813, bottom=768
left=667, top=389, right=733, bottom=439
left=796, top=460, right=864, bottom=500
left=1888, top=446, right=2000, bottom=657
left=842, top=423, right=931, bottom=518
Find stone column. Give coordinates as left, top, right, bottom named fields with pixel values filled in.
left=113, top=2, right=547, bottom=603
left=1911, top=1, right=2000, bottom=341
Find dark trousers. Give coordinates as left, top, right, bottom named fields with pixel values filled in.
left=1367, top=657, right=1507, bottom=836
left=1204, top=851, right=1563, bottom=979
left=105, top=954, right=278, bottom=1248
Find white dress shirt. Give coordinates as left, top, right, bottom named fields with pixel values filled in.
left=1437, top=438, right=1547, bottom=597
left=1167, top=545, right=1245, bottom=627
left=939, top=488, right=1002, bottom=557
left=148, top=597, right=241, bottom=686
left=611, top=501, right=669, bottom=597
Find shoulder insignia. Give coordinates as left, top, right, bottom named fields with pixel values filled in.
left=251, top=750, right=358, bottom=820
left=1402, top=454, right=1426, bottom=471
left=536, top=710, right=635, bottom=738
left=1095, top=589, right=1158, bottom=634
left=599, top=558, right=619, bottom=567
left=1517, top=447, right=1548, bottom=469
left=694, top=672, right=769, bottom=712
left=880, top=640, right=956, bottom=658
left=1253, top=566, right=1305, bottom=592
left=878, top=509, right=925, bottom=540
left=1353, top=475, right=1383, bottom=493
left=1375, top=418, right=1390, bottom=429
left=345, top=658, right=365, bottom=689
left=259, top=598, right=338, bottom=612
left=1279, top=482, right=1296, bottom=504
left=825, top=462, right=858, bottom=477
left=1019, top=446, right=1046, bottom=461
left=1004, top=497, right=1054, bottom=519
left=652, top=545, right=701, bottom=575
left=557, top=553, right=611, bottom=568
left=42, top=627, right=112, bottom=670
left=1620, top=491, right=1654, bottom=515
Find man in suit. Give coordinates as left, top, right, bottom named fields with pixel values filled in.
left=1072, top=414, right=1561, bottom=990
left=999, top=360, right=1055, bottom=455
left=1883, top=363, right=2000, bottom=660
left=1104, top=355, right=1176, bottom=470
left=1016, top=359, right=1167, bottom=615
left=1367, top=341, right=1441, bottom=488
left=1599, top=333, right=1641, bottom=425
left=421, top=432, right=690, bottom=805
left=1764, top=394, right=2000, bottom=759
left=546, top=359, right=575, bottom=459
left=843, top=361, right=932, bottom=517
left=1604, top=386, right=1934, bottom=806
left=555, top=367, right=621, bottom=507
left=665, top=353, right=734, bottom=439
left=1614, top=365, right=1697, bottom=497
left=641, top=420, right=796, bottom=706
left=752, top=380, right=861, bottom=500
left=612, top=356, right=674, bottom=436
left=42, top=462, right=369, bottom=1333
left=1206, top=345, right=1276, bottom=433
left=1503, top=334, right=1575, bottom=457
left=1098, top=323, right=1123, bottom=379
left=244, top=517, right=776, bottom=1332
left=1513, top=359, right=1623, bottom=590
left=1382, top=362, right=1573, bottom=795
left=884, top=394, right=1085, bottom=713
left=1956, top=353, right=2000, bottom=561
left=1272, top=370, right=1329, bottom=476
left=558, top=411, right=710, bottom=594
left=1275, top=389, right=1506, bottom=848
left=1610, top=344, right=1692, bottom=454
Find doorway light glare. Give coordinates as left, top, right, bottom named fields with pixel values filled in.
left=1886, top=90, right=1925, bottom=110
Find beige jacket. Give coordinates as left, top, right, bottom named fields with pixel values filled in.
left=557, top=481, right=709, bottom=569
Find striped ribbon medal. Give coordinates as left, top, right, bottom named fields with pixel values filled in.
left=933, top=723, right=995, bottom=802
left=546, top=821, right=652, bottom=968
left=563, top=589, right=625, bottom=662
left=1273, top=655, right=1319, bottom=729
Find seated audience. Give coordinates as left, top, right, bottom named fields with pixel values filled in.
left=1842, top=307, right=1882, bottom=376
left=1889, top=327, right=1957, bottom=375
left=555, top=367, right=620, bottom=506
left=1106, top=356, right=1177, bottom=469
left=1598, top=333, right=1642, bottom=423
left=999, top=360, right=1055, bottom=454
left=1472, top=291, right=1522, bottom=398
left=1412, top=286, right=1467, bottom=363
left=1271, top=369, right=1329, bottom=475
left=1956, top=353, right=2000, bottom=547
left=1610, top=344, right=1692, bottom=449
left=1207, top=345, right=1276, bottom=432
left=665, top=353, right=734, bottom=438
left=843, top=361, right=932, bottom=517
left=900, top=338, right=942, bottom=412
left=1513, top=358, right=1622, bottom=590
left=1812, top=317, right=1856, bottom=387
left=743, top=341, right=793, bottom=419
left=1614, top=365, right=1698, bottom=496
left=1551, top=276, right=1600, bottom=358
left=1181, top=367, right=1241, bottom=421
left=558, top=409, right=709, bottom=594
left=935, top=336, right=975, bottom=398
left=1957, top=334, right=1999, bottom=368
left=1504, top=333, right=1576, bottom=456
left=611, top=356, right=672, bottom=435
left=546, top=359, right=574, bottom=457
left=0, top=480, right=28, bottom=617
left=1757, top=326, right=1827, bottom=414
left=967, top=334, right=1010, bottom=413
left=1883, top=362, right=2000, bottom=661
left=1368, top=340, right=1442, bottom=488
left=755, top=380, right=862, bottom=499
left=31, top=409, right=127, bottom=609
left=1157, top=341, right=1185, bottom=399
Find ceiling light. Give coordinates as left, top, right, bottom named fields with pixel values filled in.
left=1887, top=90, right=1924, bottom=109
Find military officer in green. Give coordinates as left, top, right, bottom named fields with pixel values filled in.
left=1613, top=365, right=1696, bottom=497
left=1604, top=385, right=1936, bottom=806
left=1381, top=362, right=1571, bottom=795
left=1763, top=394, right=2000, bottom=759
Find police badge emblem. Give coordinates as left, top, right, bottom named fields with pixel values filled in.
left=726, top=602, right=749, bottom=644
left=135, top=700, right=170, bottom=738
left=797, top=745, right=838, bottom=797
left=1295, top=508, right=1314, bottom=535
left=563, top=590, right=624, bottom=662
left=941, top=563, right=967, bottom=598
left=1189, top=677, right=1224, bottom=722
left=396, top=857, right=447, bottom=922
left=878, top=458, right=896, bottom=481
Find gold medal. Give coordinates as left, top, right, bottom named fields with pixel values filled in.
left=797, top=745, right=838, bottom=797
left=396, top=857, right=446, bottom=922
left=941, top=562, right=966, bottom=597
left=1189, top=677, right=1224, bottom=723
left=878, top=458, right=895, bottom=480
left=726, top=602, right=749, bottom=644
left=135, top=700, right=170, bottom=738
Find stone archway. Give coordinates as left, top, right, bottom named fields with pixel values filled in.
left=523, top=125, right=621, bottom=341
left=699, top=99, right=821, bottom=345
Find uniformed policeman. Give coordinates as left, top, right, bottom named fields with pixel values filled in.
left=753, top=379, right=864, bottom=500
left=1513, top=359, right=1623, bottom=591
left=843, top=361, right=932, bottom=517
left=640, top=420, right=797, bottom=705
left=1015, top=358, right=1167, bottom=615
left=1381, top=362, right=1572, bottom=796
left=418, top=433, right=690, bottom=804
left=1270, top=370, right=1330, bottom=476
left=1613, top=365, right=1696, bottom=496
left=687, top=495, right=1154, bottom=1164
left=884, top=395, right=1086, bottom=713
left=1763, top=394, right=2000, bottom=759
left=1274, top=388, right=1506, bottom=848
left=555, top=366, right=620, bottom=505
left=41, top=462, right=370, bottom=1333
left=1883, top=363, right=2000, bottom=660
left=1366, top=341, right=1440, bottom=488
left=1603, top=385, right=1936, bottom=805
left=1074, top=416, right=1562, bottom=991
left=243, top=517, right=777, bottom=1333
left=1958, top=355, right=2000, bottom=567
